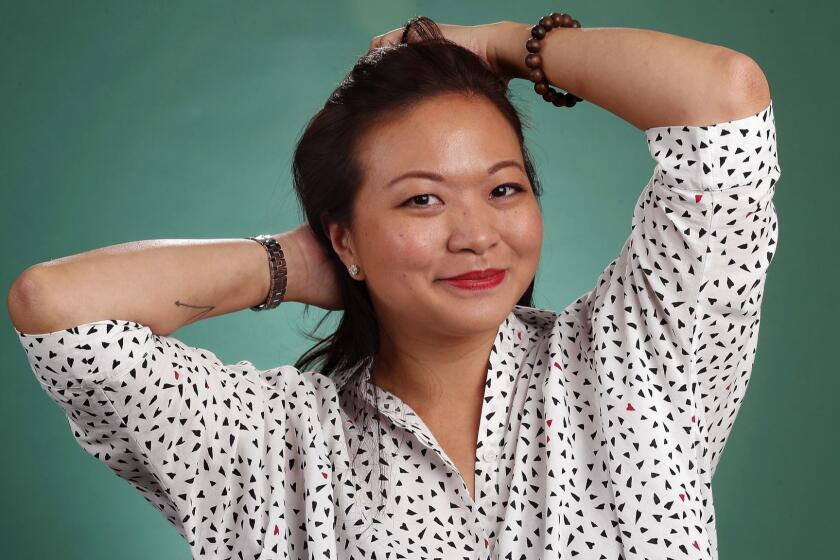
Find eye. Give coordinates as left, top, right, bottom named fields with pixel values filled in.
left=401, top=193, right=443, bottom=208
left=491, top=183, right=526, bottom=198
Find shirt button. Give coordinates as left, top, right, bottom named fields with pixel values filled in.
left=481, top=450, right=499, bottom=462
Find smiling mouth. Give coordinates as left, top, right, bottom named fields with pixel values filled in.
left=439, top=269, right=506, bottom=291
left=440, top=268, right=506, bottom=281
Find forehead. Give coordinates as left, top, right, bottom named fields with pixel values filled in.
left=355, top=94, right=523, bottom=185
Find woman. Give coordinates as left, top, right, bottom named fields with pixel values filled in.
left=9, top=15, right=779, bottom=560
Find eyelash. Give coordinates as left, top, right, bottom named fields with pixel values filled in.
left=401, top=183, right=526, bottom=208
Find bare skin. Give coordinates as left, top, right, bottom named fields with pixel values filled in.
left=6, top=228, right=326, bottom=337
left=371, top=20, right=771, bottom=129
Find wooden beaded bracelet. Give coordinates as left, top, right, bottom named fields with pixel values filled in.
left=526, top=12, right=585, bottom=108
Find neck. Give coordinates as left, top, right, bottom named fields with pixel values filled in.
left=370, top=317, right=500, bottom=417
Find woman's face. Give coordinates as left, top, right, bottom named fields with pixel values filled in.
left=328, top=93, right=544, bottom=339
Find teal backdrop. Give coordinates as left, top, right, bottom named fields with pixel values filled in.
left=2, top=1, right=835, bottom=558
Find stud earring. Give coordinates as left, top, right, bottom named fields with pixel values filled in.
left=348, top=264, right=360, bottom=277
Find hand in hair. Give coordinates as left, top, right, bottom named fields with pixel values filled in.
left=285, top=223, right=343, bottom=311
left=368, top=18, right=519, bottom=85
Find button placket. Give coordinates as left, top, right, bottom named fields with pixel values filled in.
left=472, top=313, right=528, bottom=544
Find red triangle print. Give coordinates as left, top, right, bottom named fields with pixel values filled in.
left=274, top=524, right=280, bottom=536
left=547, top=419, right=553, bottom=427
left=692, top=541, right=701, bottom=551
left=694, top=194, right=703, bottom=202
left=321, top=471, right=328, bottom=479
left=174, top=370, right=179, bottom=380
left=553, top=361, right=562, bottom=370
left=679, top=493, right=686, bottom=502
left=626, top=403, right=635, bottom=411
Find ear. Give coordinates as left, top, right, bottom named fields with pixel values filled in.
left=323, top=215, right=365, bottom=281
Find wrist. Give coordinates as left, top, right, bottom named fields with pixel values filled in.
left=271, top=231, right=306, bottom=305
left=491, top=21, right=533, bottom=83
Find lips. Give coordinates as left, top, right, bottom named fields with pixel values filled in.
left=441, top=268, right=505, bottom=281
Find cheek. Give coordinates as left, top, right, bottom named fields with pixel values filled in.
left=363, top=220, right=443, bottom=278
left=508, top=204, right=544, bottom=258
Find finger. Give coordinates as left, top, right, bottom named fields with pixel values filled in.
left=369, top=27, right=406, bottom=51
left=367, top=35, right=393, bottom=52
left=386, top=28, right=405, bottom=45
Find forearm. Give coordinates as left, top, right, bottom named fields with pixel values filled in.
left=495, top=21, right=770, bottom=130
left=7, top=231, right=307, bottom=336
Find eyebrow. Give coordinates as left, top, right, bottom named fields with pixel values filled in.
left=385, top=159, right=525, bottom=189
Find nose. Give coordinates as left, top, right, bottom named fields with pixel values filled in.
left=446, top=201, right=501, bottom=255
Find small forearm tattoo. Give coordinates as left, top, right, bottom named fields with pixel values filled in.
left=174, top=300, right=215, bottom=323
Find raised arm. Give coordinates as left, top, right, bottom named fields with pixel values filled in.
left=493, top=20, right=770, bottom=129
left=488, top=20, right=781, bottom=555
left=7, top=224, right=328, bottom=336
left=8, top=223, right=349, bottom=557
left=494, top=25, right=782, bottom=468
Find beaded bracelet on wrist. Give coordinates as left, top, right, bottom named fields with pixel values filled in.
left=525, top=12, right=585, bottom=108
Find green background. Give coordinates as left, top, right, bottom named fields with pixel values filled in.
left=2, top=1, right=835, bottom=558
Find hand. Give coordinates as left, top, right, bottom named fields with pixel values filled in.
left=368, top=20, right=524, bottom=85
left=282, top=223, right=343, bottom=310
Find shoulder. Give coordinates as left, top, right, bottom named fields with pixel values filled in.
left=512, top=300, right=591, bottom=334
left=226, top=358, right=342, bottom=402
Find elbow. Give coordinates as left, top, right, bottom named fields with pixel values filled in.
left=8, top=267, right=43, bottom=325
left=7, top=266, right=65, bottom=334
left=725, top=54, right=772, bottom=115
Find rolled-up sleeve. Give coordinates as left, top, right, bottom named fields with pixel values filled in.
left=642, top=100, right=781, bottom=476
left=600, top=98, right=782, bottom=478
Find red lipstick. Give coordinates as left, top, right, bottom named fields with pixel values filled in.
left=440, top=268, right=506, bottom=291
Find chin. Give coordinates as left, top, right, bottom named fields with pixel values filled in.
left=427, top=290, right=516, bottom=335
